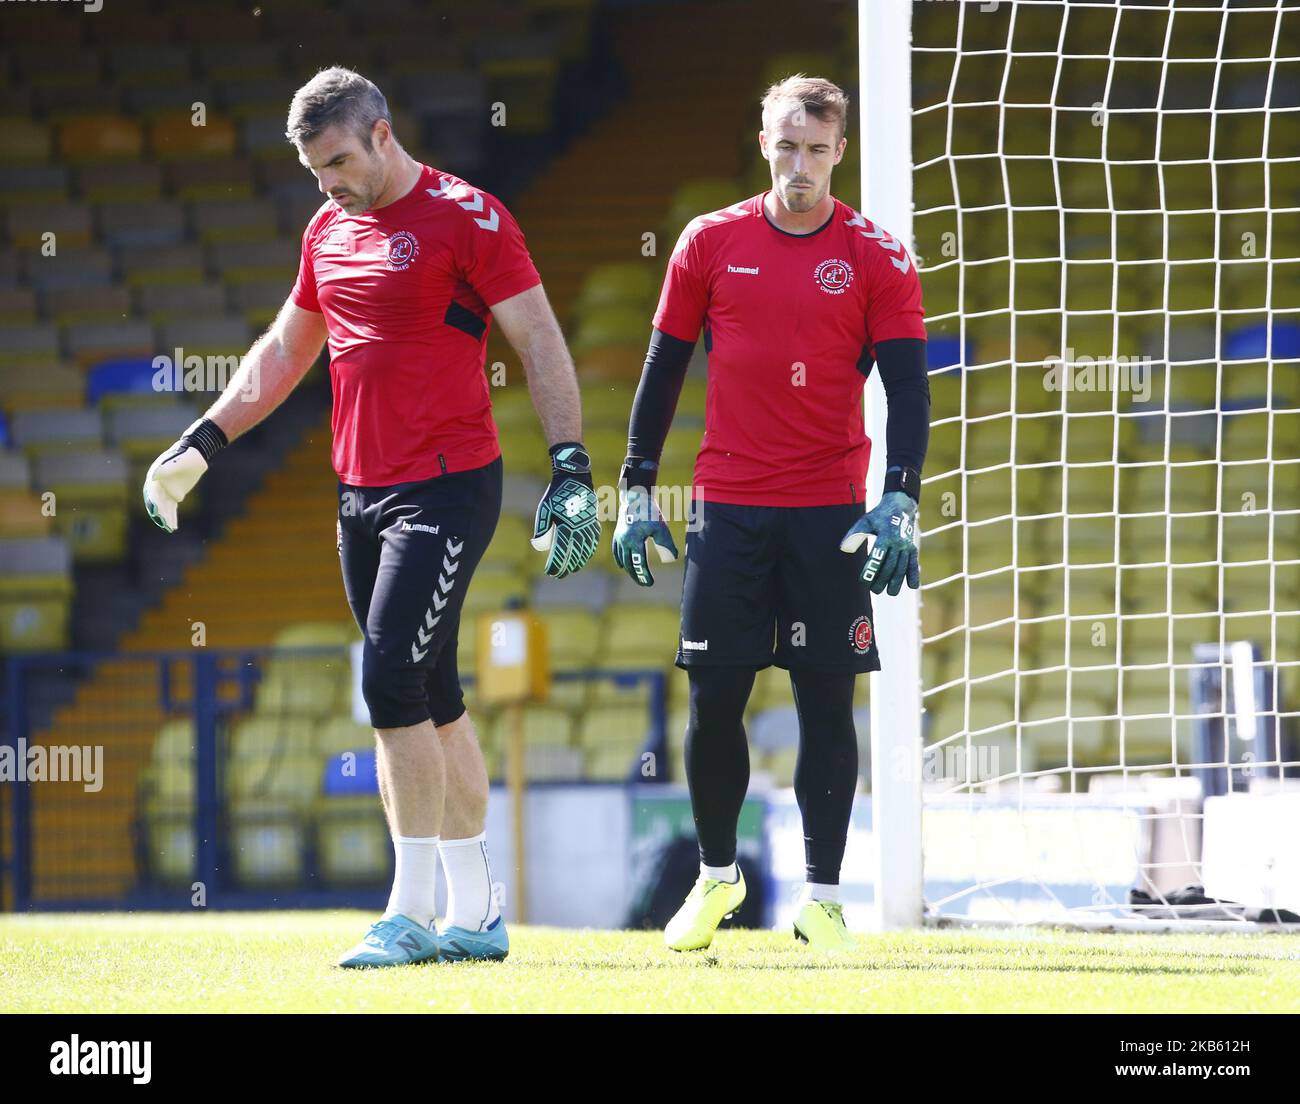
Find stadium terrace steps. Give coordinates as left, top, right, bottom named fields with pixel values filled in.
left=23, top=389, right=333, bottom=901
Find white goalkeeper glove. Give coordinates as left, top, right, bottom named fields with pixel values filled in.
left=143, top=417, right=227, bottom=533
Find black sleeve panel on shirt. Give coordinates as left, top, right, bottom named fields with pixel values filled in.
left=871, top=337, right=931, bottom=474
left=622, top=327, right=696, bottom=485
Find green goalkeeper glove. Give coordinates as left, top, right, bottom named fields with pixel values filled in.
left=531, top=442, right=601, bottom=578
left=612, top=486, right=678, bottom=586
left=839, top=489, right=919, bottom=596
left=142, top=417, right=227, bottom=533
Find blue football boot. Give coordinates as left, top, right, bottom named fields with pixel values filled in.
left=338, top=914, right=441, bottom=969
left=436, top=915, right=510, bottom=962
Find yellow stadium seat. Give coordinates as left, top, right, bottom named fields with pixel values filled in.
left=316, top=797, right=390, bottom=886
left=229, top=807, right=312, bottom=887
left=230, top=716, right=316, bottom=761
left=314, top=717, right=373, bottom=759
left=531, top=607, right=601, bottom=671
left=0, top=117, right=53, bottom=162
left=141, top=801, right=195, bottom=886
left=587, top=672, right=653, bottom=707
left=0, top=569, right=72, bottom=652
left=147, top=111, right=238, bottom=161
left=599, top=604, right=681, bottom=663
left=481, top=514, right=533, bottom=569
left=151, top=719, right=196, bottom=765
left=459, top=570, right=528, bottom=615
left=0, top=490, right=52, bottom=538
left=578, top=704, right=652, bottom=780
left=56, top=114, right=144, bottom=163
left=573, top=263, right=659, bottom=317
left=490, top=704, right=574, bottom=748
left=46, top=486, right=130, bottom=564
left=255, top=663, right=347, bottom=718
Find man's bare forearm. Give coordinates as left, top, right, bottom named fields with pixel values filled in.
left=519, top=325, right=583, bottom=446
left=203, top=325, right=319, bottom=443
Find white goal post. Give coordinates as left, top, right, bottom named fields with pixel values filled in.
left=863, top=0, right=1300, bottom=931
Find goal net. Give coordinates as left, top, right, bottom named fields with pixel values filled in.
left=882, top=0, right=1300, bottom=928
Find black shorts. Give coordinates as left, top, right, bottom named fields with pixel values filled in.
left=338, top=456, right=502, bottom=727
left=676, top=499, right=880, bottom=673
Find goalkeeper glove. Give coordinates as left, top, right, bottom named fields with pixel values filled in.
left=611, top=460, right=678, bottom=586
left=142, top=417, right=227, bottom=533
left=531, top=442, right=601, bottom=578
left=839, top=488, right=919, bottom=596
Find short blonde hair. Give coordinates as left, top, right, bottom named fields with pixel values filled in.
left=761, top=74, right=850, bottom=142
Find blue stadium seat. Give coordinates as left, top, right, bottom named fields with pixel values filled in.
left=322, top=749, right=379, bottom=797
left=1224, top=321, right=1300, bottom=361
left=86, top=357, right=163, bottom=404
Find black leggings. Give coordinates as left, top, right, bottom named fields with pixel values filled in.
left=684, top=666, right=859, bottom=884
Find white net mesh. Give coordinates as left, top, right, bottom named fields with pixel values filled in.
left=911, top=0, right=1300, bottom=926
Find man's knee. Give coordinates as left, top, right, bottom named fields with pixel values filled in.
left=687, top=666, right=756, bottom=733
left=361, top=647, right=430, bottom=730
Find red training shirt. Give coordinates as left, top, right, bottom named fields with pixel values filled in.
left=653, top=191, right=926, bottom=507
left=291, top=163, right=542, bottom=486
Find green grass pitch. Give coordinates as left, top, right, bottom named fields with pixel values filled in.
left=2, top=912, right=1298, bottom=1013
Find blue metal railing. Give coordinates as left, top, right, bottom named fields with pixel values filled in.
left=1, top=647, right=667, bottom=911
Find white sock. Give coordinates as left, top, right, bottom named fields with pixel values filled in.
left=384, top=835, right=440, bottom=929
left=803, top=881, right=841, bottom=904
left=702, top=861, right=739, bottom=883
left=439, top=832, right=501, bottom=932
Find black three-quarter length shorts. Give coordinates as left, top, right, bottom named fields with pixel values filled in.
left=675, top=499, right=881, bottom=673
left=338, top=456, right=502, bottom=728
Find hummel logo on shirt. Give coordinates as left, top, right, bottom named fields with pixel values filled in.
left=401, top=520, right=440, bottom=534
left=726, top=264, right=760, bottom=275
left=682, top=638, right=709, bottom=651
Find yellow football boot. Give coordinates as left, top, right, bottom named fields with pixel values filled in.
left=664, top=870, right=747, bottom=951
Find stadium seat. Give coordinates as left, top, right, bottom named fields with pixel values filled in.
left=11, top=409, right=103, bottom=455
left=76, top=161, right=164, bottom=202
left=460, top=571, right=528, bottom=616
left=599, top=603, right=680, bottom=662
left=43, top=285, right=134, bottom=326
left=0, top=488, right=52, bottom=539
left=315, top=796, right=390, bottom=886
left=65, top=319, right=156, bottom=366
left=0, top=116, right=54, bottom=162
left=0, top=536, right=73, bottom=651
left=56, top=114, right=145, bottom=163
left=529, top=570, right=613, bottom=611
left=313, top=716, right=373, bottom=760
left=572, top=262, right=659, bottom=317
left=29, top=447, right=129, bottom=562
left=147, top=111, right=238, bottom=161
left=254, top=661, right=348, bottom=718
left=2, top=201, right=93, bottom=250
left=481, top=513, right=534, bottom=570
left=530, top=607, right=601, bottom=671
left=230, top=715, right=316, bottom=761
left=98, top=199, right=186, bottom=248
left=577, top=704, right=651, bottom=781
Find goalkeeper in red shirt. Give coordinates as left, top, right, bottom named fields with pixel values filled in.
left=613, top=75, right=929, bottom=952
left=143, top=69, right=600, bottom=967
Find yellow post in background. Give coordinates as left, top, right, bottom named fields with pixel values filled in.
left=475, top=611, right=548, bottom=925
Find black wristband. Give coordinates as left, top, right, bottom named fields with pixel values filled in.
left=620, top=456, right=658, bottom=492
left=182, top=417, right=228, bottom=464
left=549, top=441, right=591, bottom=475
left=884, top=464, right=921, bottom=503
